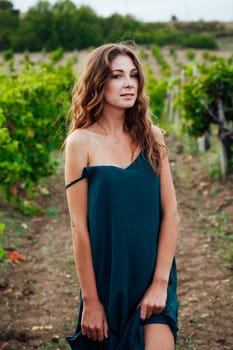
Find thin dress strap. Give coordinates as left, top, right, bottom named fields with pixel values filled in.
left=65, top=171, right=87, bottom=190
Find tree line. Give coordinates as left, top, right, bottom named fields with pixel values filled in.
left=0, top=0, right=232, bottom=52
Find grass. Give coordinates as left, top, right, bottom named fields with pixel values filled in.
left=0, top=206, right=33, bottom=267
left=199, top=147, right=222, bottom=179
left=40, top=338, right=70, bottom=350
left=45, top=207, right=59, bottom=216
left=176, top=335, right=197, bottom=349
left=201, top=210, right=233, bottom=266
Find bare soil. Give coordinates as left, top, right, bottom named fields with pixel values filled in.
left=0, top=135, right=232, bottom=350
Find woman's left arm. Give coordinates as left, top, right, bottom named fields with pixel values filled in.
left=140, top=126, right=179, bottom=320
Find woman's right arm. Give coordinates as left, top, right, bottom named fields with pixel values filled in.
left=65, top=130, right=108, bottom=341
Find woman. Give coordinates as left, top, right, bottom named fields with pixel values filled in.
left=65, top=43, right=179, bottom=350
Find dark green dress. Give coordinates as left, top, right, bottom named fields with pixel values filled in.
left=65, top=150, right=178, bottom=349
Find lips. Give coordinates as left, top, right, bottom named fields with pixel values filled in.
left=120, top=93, right=134, bottom=97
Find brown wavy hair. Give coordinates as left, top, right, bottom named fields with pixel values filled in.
left=69, top=43, right=165, bottom=173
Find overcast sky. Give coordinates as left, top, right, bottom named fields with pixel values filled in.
left=13, top=0, right=233, bottom=22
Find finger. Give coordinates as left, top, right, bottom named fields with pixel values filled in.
left=81, top=326, right=87, bottom=337
left=96, top=327, right=104, bottom=342
left=144, top=306, right=153, bottom=319
left=104, top=321, right=109, bottom=339
left=90, top=329, right=98, bottom=341
left=148, top=309, right=153, bottom=319
left=153, top=306, right=164, bottom=314
left=140, top=304, right=147, bottom=320
left=90, top=325, right=102, bottom=341
left=86, top=329, right=92, bottom=339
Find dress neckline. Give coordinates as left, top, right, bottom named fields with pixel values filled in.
left=84, top=149, right=143, bottom=171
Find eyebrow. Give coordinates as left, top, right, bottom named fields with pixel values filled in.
left=111, top=68, right=138, bottom=73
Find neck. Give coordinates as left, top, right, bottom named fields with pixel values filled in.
left=100, top=106, right=126, bottom=136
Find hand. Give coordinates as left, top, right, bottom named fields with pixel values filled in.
left=81, top=299, right=109, bottom=341
left=139, top=281, right=168, bottom=320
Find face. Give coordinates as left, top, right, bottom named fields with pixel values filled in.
left=103, top=55, right=139, bottom=111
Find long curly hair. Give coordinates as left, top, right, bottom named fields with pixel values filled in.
left=69, top=43, right=165, bottom=173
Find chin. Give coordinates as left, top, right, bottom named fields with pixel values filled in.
left=122, top=101, right=136, bottom=108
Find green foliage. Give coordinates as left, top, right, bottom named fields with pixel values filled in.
left=0, top=0, right=230, bottom=51
left=0, top=62, right=75, bottom=208
left=0, top=221, right=6, bottom=261
left=144, top=64, right=168, bottom=120
left=227, top=54, right=233, bottom=65
left=183, top=33, right=218, bottom=49
left=204, top=51, right=212, bottom=61
left=180, top=78, right=209, bottom=136
left=151, top=44, right=171, bottom=77
left=135, top=25, right=183, bottom=46
left=174, top=20, right=228, bottom=37
left=151, top=44, right=163, bottom=63
left=169, top=46, right=177, bottom=60
left=23, top=50, right=30, bottom=62
left=186, top=49, right=196, bottom=61
left=180, top=58, right=233, bottom=136
left=177, top=57, right=233, bottom=173
left=3, top=48, right=14, bottom=61
left=0, top=2, right=19, bottom=50
left=49, top=46, right=64, bottom=62
left=74, top=6, right=103, bottom=48
left=0, top=0, right=12, bottom=9
left=138, top=49, right=148, bottom=60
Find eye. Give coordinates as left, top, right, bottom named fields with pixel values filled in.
left=112, top=74, right=122, bottom=79
left=131, top=73, right=139, bottom=79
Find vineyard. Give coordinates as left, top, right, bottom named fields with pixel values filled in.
left=0, top=45, right=233, bottom=350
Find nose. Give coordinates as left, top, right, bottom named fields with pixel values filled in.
left=123, top=75, right=133, bottom=87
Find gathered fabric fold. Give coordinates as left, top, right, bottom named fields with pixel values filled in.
left=66, top=308, right=144, bottom=350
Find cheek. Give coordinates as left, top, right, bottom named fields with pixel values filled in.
left=105, top=84, right=113, bottom=95
left=104, top=82, right=118, bottom=99
left=104, top=87, right=112, bottom=101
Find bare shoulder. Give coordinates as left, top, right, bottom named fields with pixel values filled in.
left=65, top=129, right=89, bottom=150
left=66, top=128, right=91, bottom=153
left=65, top=129, right=90, bottom=169
left=151, top=125, right=165, bottom=145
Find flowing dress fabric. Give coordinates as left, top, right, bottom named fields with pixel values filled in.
left=66, top=151, right=178, bottom=349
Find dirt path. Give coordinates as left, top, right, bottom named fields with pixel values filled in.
left=0, top=137, right=232, bottom=350
left=173, top=145, right=233, bottom=350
